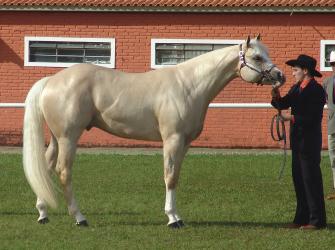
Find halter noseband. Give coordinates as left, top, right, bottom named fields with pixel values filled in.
left=239, top=43, right=277, bottom=86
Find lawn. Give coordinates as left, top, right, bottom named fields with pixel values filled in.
left=1, top=152, right=335, bottom=249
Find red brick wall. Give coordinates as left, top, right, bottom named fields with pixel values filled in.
left=0, top=11, right=334, bottom=148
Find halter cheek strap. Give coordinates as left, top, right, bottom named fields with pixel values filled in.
left=239, top=44, right=277, bottom=86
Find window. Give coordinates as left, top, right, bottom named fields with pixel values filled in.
left=24, top=37, right=115, bottom=68
left=151, top=39, right=243, bottom=69
left=320, top=40, right=335, bottom=71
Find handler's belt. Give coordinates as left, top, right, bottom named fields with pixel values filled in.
left=270, top=110, right=287, bottom=180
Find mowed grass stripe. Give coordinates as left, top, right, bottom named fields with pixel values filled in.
left=1, top=154, right=335, bottom=249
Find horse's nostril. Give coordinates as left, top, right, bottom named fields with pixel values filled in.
left=276, top=71, right=285, bottom=82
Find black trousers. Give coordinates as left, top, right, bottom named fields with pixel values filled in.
left=291, top=141, right=326, bottom=227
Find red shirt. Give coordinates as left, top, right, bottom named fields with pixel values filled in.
left=300, top=78, right=313, bottom=90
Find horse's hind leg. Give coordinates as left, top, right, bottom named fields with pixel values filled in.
left=36, top=133, right=58, bottom=224
left=163, top=133, right=189, bottom=228
left=46, top=133, right=59, bottom=173
left=57, top=136, right=87, bottom=226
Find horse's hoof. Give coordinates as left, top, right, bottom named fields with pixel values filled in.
left=168, top=220, right=185, bottom=229
left=177, top=220, right=185, bottom=227
left=76, top=220, right=89, bottom=227
left=38, top=217, right=49, bottom=224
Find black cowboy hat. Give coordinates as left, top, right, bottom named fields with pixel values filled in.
left=286, top=54, right=322, bottom=77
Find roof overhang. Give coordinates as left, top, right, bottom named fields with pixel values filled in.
left=1, top=6, right=335, bottom=13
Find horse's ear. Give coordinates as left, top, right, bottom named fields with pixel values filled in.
left=256, top=33, right=261, bottom=41
left=246, top=36, right=251, bottom=48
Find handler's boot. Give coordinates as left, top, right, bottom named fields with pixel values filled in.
left=283, top=223, right=302, bottom=229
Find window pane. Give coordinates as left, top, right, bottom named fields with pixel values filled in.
left=156, top=44, right=183, bottom=50
left=157, top=50, right=184, bottom=59
left=57, top=43, right=84, bottom=49
left=159, top=57, right=184, bottom=65
left=85, top=43, right=110, bottom=49
left=30, top=42, right=56, bottom=48
left=185, top=50, right=208, bottom=59
left=84, top=57, right=110, bottom=64
left=58, top=49, right=84, bottom=56
left=57, top=56, right=83, bottom=63
left=325, top=44, right=335, bottom=67
left=30, top=55, right=56, bottom=62
left=85, top=49, right=110, bottom=57
left=185, top=44, right=212, bottom=50
left=30, top=47, right=56, bottom=56
left=156, top=50, right=184, bottom=64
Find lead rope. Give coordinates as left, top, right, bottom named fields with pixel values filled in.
left=270, top=110, right=287, bottom=180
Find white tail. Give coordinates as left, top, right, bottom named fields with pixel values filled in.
left=23, top=77, right=57, bottom=209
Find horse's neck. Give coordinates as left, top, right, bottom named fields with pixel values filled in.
left=176, top=46, right=239, bottom=104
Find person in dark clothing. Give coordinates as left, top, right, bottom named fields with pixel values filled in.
left=271, top=54, right=327, bottom=230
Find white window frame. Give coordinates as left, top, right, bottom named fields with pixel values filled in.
left=320, top=40, right=335, bottom=72
left=24, top=36, right=115, bottom=68
left=151, top=38, right=244, bottom=69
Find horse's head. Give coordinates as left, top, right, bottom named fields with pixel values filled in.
left=238, top=35, right=286, bottom=88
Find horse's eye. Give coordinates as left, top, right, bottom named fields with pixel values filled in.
left=254, top=56, right=262, bottom=61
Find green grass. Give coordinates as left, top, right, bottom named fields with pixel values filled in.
left=1, top=153, right=335, bottom=249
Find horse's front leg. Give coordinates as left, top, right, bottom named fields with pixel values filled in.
left=163, top=133, right=189, bottom=228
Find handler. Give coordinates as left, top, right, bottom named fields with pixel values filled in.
left=271, top=54, right=327, bottom=230
left=323, top=50, right=335, bottom=200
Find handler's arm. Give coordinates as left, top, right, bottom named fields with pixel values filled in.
left=271, top=87, right=294, bottom=110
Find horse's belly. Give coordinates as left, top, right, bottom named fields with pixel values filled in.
left=113, top=124, right=162, bottom=141
left=95, top=118, right=162, bottom=141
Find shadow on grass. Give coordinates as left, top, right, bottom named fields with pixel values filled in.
left=93, top=220, right=335, bottom=230
left=187, top=221, right=335, bottom=230
left=85, top=211, right=142, bottom=216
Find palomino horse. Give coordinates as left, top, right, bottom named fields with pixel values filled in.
left=23, top=35, right=285, bottom=228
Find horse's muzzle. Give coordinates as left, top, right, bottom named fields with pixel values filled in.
left=271, top=70, right=286, bottom=88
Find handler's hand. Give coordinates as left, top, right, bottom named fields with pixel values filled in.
left=271, top=88, right=280, bottom=99
left=280, top=111, right=293, bottom=122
